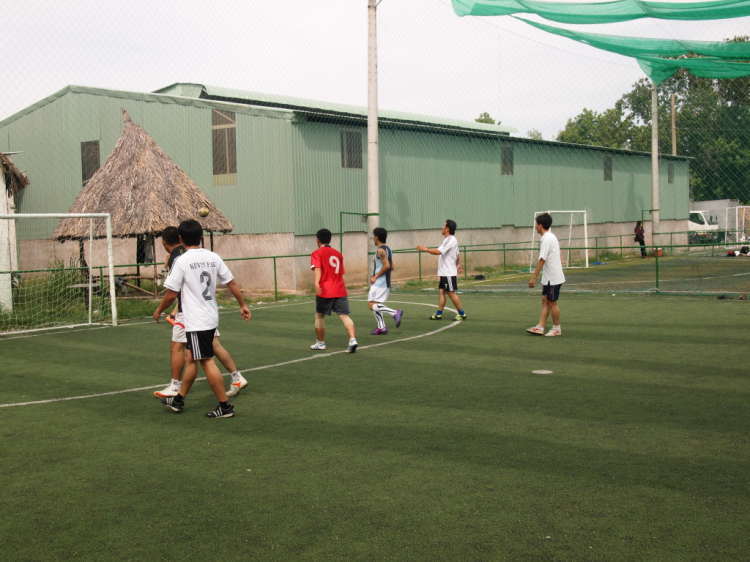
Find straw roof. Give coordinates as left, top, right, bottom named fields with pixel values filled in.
left=1, top=152, right=29, bottom=197
left=53, top=109, right=232, bottom=240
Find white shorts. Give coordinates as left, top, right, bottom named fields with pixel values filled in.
left=368, top=285, right=390, bottom=304
left=171, top=312, right=220, bottom=343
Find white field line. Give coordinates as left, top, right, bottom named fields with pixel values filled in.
left=0, top=300, right=457, bottom=408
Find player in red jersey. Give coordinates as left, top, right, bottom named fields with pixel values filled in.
left=310, top=228, right=358, bottom=353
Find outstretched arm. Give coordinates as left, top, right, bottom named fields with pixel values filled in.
left=416, top=245, right=441, bottom=256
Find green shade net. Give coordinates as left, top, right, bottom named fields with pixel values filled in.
left=637, top=55, right=750, bottom=84
left=517, top=17, right=750, bottom=59
left=453, top=0, right=750, bottom=23
left=514, top=17, right=750, bottom=84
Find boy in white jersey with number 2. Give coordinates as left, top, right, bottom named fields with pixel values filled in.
left=417, top=219, right=466, bottom=321
left=368, top=227, right=403, bottom=335
left=153, top=220, right=251, bottom=418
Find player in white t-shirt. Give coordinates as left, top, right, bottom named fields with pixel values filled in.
left=153, top=220, right=251, bottom=418
left=416, top=219, right=467, bottom=321
left=527, top=213, right=565, bottom=337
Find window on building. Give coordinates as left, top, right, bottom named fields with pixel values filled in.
left=341, top=128, right=363, bottom=169
left=604, top=155, right=613, bottom=181
left=500, top=145, right=514, bottom=176
left=668, top=162, right=675, bottom=184
left=212, top=109, right=237, bottom=184
left=81, top=141, right=100, bottom=185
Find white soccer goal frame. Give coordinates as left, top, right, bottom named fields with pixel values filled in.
left=530, top=210, right=589, bottom=270
left=0, top=213, right=118, bottom=333
left=724, top=206, right=750, bottom=244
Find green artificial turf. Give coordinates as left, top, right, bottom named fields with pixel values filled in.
left=1, top=293, right=748, bottom=561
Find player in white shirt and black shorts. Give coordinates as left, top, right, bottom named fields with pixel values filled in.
left=527, top=212, right=565, bottom=337
left=416, top=219, right=467, bottom=321
left=154, top=220, right=251, bottom=418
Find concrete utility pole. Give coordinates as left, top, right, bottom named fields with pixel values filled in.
left=367, top=0, right=380, bottom=234
left=651, top=81, right=661, bottom=242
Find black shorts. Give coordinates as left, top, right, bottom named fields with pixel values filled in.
left=186, top=328, right=216, bottom=360
left=438, top=276, right=458, bottom=292
left=542, top=283, right=562, bottom=302
left=315, top=296, right=350, bottom=316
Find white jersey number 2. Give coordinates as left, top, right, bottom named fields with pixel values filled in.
left=200, top=271, right=213, bottom=301
left=329, top=256, right=340, bottom=274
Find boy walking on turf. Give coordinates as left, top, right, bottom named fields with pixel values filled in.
left=153, top=220, right=251, bottom=418
left=527, top=212, right=565, bottom=337
left=154, top=226, right=248, bottom=399
left=368, top=227, right=403, bottom=335
left=310, top=228, right=358, bottom=353
left=416, top=219, right=467, bottom=321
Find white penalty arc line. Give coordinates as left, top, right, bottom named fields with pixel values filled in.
left=0, top=300, right=460, bottom=408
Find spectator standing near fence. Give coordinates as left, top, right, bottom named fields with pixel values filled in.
left=527, top=213, right=565, bottom=337
left=634, top=221, right=647, bottom=258
left=416, top=219, right=466, bottom=321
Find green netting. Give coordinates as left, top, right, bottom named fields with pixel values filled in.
left=453, top=0, right=750, bottom=23
left=637, top=55, right=750, bottom=84
left=514, top=18, right=750, bottom=84
left=516, top=17, right=750, bottom=59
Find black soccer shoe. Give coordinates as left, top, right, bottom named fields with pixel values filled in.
left=205, top=403, right=235, bottom=418
left=160, top=395, right=184, bottom=413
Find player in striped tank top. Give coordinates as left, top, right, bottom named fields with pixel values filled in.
left=368, top=227, right=403, bottom=335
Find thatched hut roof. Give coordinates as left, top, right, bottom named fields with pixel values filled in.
left=1, top=152, right=29, bottom=197
left=52, top=109, right=232, bottom=240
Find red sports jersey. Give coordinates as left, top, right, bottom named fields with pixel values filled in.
left=310, top=245, right=347, bottom=298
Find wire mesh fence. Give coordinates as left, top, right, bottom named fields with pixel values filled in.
left=1, top=1, right=749, bottom=308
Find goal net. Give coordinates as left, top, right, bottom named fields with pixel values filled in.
left=725, top=206, right=750, bottom=244
left=0, top=213, right=117, bottom=334
left=530, top=210, right=589, bottom=270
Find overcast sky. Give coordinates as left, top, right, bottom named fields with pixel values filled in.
left=3, top=0, right=749, bottom=140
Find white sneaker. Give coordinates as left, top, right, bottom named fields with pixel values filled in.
left=226, top=375, right=248, bottom=397
left=526, top=326, right=544, bottom=335
left=346, top=339, right=358, bottom=353
left=545, top=328, right=562, bottom=337
left=311, top=342, right=327, bottom=350
left=154, top=385, right=180, bottom=398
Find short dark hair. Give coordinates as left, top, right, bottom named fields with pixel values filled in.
left=162, top=226, right=180, bottom=246
left=316, top=228, right=332, bottom=245
left=445, top=219, right=457, bottom=235
left=373, top=227, right=387, bottom=243
left=178, top=220, right=204, bottom=246
left=535, top=213, right=552, bottom=230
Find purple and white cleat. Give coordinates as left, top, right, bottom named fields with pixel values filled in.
left=370, top=327, right=389, bottom=335
left=394, top=309, right=403, bottom=328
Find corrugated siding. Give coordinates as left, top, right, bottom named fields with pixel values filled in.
left=380, top=129, right=508, bottom=231
left=291, top=121, right=367, bottom=236
left=1, top=87, right=691, bottom=239
left=3, top=90, right=295, bottom=236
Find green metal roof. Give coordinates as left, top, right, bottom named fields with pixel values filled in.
left=0, top=85, right=295, bottom=128
left=154, top=83, right=519, bottom=136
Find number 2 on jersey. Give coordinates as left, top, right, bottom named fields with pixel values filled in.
left=200, top=271, right=213, bottom=301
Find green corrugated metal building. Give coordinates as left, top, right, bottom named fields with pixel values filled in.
left=0, top=83, right=690, bottom=238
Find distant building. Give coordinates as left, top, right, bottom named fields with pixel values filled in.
left=0, top=84, right=690, bottom=286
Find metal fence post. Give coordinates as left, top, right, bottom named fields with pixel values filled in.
left=273, top=257, right=278, bottom=301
